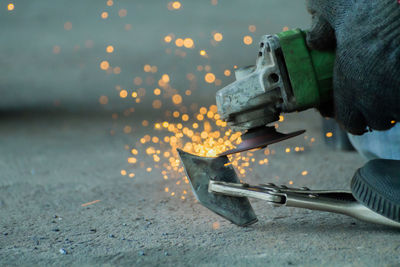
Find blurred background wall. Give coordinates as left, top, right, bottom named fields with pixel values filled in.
left=0, top=0, right=309, bottom=113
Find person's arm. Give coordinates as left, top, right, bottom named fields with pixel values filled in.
left=306, top=0, right=400, bottom=135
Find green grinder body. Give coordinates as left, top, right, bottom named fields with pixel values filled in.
left=277, top=29, right=335, bottom=111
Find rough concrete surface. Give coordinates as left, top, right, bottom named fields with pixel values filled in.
left=1, top=0, right=400, bottom=266
left=2, top=111, right=400, bottom=266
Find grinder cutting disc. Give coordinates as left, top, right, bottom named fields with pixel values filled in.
left=219, top=126, right=305, bottom=156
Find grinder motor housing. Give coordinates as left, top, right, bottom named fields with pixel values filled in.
left=216, top=29, right=335, bottom=132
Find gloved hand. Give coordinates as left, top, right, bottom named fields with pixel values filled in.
left=306, top=0, right=400, bottom=135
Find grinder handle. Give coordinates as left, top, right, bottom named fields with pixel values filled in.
left=277, top=29, right=335, bottom=111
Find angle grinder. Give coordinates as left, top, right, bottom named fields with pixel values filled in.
left=179, top=28, right=400, bottom=228
left=216, top=29, right=335, bottom=156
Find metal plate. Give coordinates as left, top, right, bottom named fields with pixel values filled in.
left=177, top=149, right=258, bottom=226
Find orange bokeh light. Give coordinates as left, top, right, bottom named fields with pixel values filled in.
left=100, top=61, right=110, bottom=70
left=213, top=32, right=223, bottom=42
left=204, top=73, right=216, bottom=83
left=172, top=94, right=182, bottom=105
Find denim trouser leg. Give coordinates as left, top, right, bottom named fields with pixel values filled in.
left=348, top=124, right=400, bottom=160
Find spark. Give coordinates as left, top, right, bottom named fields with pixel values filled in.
left=100, top=61, right=110, bottom=70
left=161, top=74, right=170, bottom=83
left=134, top=77, right=143, bottom=85
left=212, top=221, right=220, bottom=230
left=128, top=157, right=137, bottom=164
left=175, top=38, right=184, bottom=47
left=243, top=35, right=253, bottom=45
left=325, top=132, right=333, bottom=138
left=301, top=170, right=308, bottom=176
left=213, top=32, right=223, bottom=42
left=154, top=88, right=161, bottom=95
left=101, top=11, right=109, bottom=19
left=210, top=105, right=218, bottom=113
left=106, top=45, right=114, bottom=53
left=7, top=3, right=14, bottom=11
left=113, top=67, right=121, bottom=74
left=172, top=1, right=181, bottom=9
left=118, top=9, right=127, bottom=17
left=81, top=200, right=101, bottom=207
left=152, top=100, right=162, bottom=109
left=182, top=114, right=189, bottom=121
left=99, top=96, right=108, bottom=105
left=172, top=94, right=182, bottom=105
left=144, top=64, right=152, bottom=72
left=119, top=90, right=128, bottom=98
left=187, top=73, right=195, bottom=81
left=205, top=73, right=216, bottom=83
left=224, top=69, right=231, bottom=76
left=164, top=35, right=172, bottom=43
left=183, top=38, right=194, bottom=48
left=124, top=126, right=132, bottom=133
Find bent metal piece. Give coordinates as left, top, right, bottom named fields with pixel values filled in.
left=218, top=126, right=305, bottom=156
left=178, top=150, right=400, bottom=229
left=177, top=149, right=258, bottom=226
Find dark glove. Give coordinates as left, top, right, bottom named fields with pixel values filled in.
left=306, top=0, right=400, bottom=135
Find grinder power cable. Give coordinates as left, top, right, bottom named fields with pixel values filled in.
left=178, top=28, right=400, bottom=228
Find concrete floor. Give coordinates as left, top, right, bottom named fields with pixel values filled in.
left=2, top=111, right=400, bottom=266
left=1, top=0, right=400, bottom=266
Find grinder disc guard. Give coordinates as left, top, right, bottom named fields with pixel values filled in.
left=219, top=126, right=305, bottom=156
